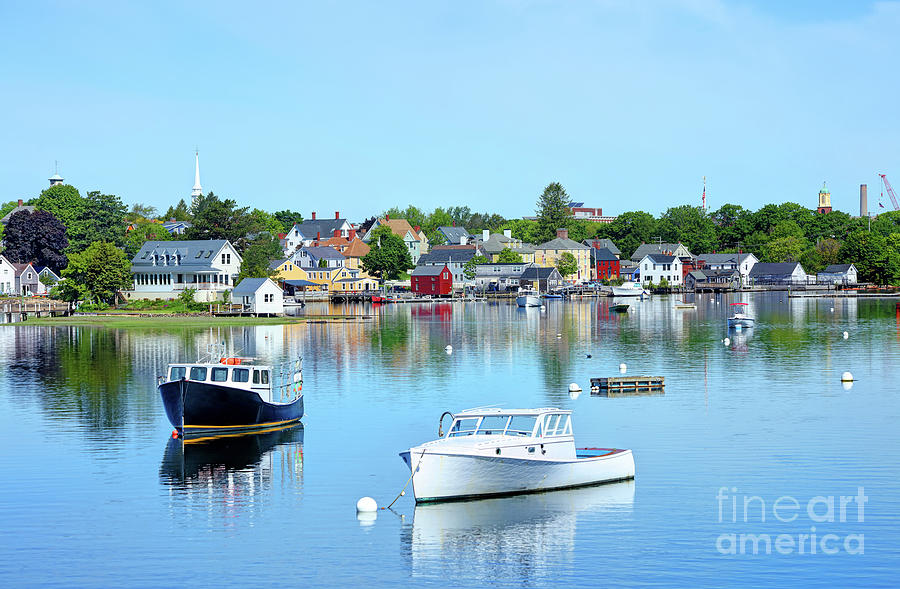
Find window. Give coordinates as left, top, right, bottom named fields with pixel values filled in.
left=448, top=418, right=479, bottom=437
left=232, top=368, right=249, bottom=382
left=252, top=370, right=260, bottom=384
left=506, top=415, right=537, bottom=437
left=189, top=367, right=207, bottom=381
left=169, top=366, right=186, bottom=380
left=260, top=370, right=269, bottom=384
left=222, top=253, right=231, bottom=264
left=476, top=415, right=510, bottom=435
left=211, top=367, right=228, bottom=382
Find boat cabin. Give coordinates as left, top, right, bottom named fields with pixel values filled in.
left=446, top=408, right=572, bottom=439
left=166, top=362, right=275, bottom=401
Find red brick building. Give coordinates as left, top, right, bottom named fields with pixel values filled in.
left=411, top=264, right=453, bottom=296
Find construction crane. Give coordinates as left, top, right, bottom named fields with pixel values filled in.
left=879, top=173, right=899, bottom=211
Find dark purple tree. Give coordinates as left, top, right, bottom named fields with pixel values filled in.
left=3, top=209, right=68, bottom=271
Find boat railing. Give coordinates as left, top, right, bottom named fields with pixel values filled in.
left=272, top=357, right=303, bottom=403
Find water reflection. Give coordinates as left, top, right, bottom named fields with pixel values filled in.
left=403, top=482, right=634, bottom=583
left=159, top=424, right=304, bottom=522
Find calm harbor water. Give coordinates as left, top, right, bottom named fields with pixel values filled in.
left=1, top=293, right=898, bottom=587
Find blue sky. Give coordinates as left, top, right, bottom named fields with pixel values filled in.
left=1, top=0, right=898, bottom=220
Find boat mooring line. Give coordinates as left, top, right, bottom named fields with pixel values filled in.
left=385, top=449, right=426, bottom=509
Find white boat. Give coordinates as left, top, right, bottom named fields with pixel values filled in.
left=516, top=289, right=541, bottom=307
left=727, top=302, right=755, bottom=328
left=611, top=281, right=649, bottom=297
left=399, top=407, right=635, bottom=503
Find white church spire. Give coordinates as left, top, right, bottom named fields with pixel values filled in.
left=191, top=150, right=202, bottom=203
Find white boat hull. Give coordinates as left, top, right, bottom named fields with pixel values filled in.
left=516, top=295, right=541, bottom=307
left=727, top=316, right=755, bottom=328
left=402, top=448, right=635, bottom=503
left=611, top=283, right=648, bottom=297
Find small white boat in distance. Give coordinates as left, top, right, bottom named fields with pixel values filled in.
left=516, top=288, right=541, bottom=307
left=727, top=302, right=755, bottom=328
left=611, top=281, right=649, bottom=297
left=399, top=408, right=635, bottom=503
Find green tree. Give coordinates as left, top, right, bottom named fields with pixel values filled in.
left=497, top=248, right=523, bottom=263
left=499, top=219, right=540, bottom=244
left=657, top=205, right=716, bottom=254
left=463, top=254, right=491, bottom=280
left=34, top=185, right=128, bottom=251
left=53, top=241, right=131, bottom=304
left=236, top=234, right=282, bottom=283
left=535, top=182, right=572, bottom=243
left=711, top=203, right=753, bottom=250
left=250, top=209, right=285, bottom=236
left=764, top=236, right=807, bottom=263
left=839, top=230, right=895, bottom=284
left=556, top=252, right=578, bottom=278
left=162, top=199, right=192, bottom=221
left=274, top=209, right=303, bottom=230
left=124, top=222, right=173, bottom=258
left=361, top=225, right=413, bottom=281
left=186, top=192, right=259, bottom=251
left=126, top=203, right=158, bottom=223
left=606, top=211, right=657, bottom=259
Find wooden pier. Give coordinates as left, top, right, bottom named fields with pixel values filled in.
left=590, top=376, right=665, bottom=395
left=1, top=299, right=72, bottom=324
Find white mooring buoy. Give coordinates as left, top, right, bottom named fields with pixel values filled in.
left=356, top=496, right=378, bottom=513
left=619, top=363, right=627, bottom=373
left=843, top=331, right=849, bottom=340
left=842, top=381, right=854, bottom=391
left=841, top=371, right=854, bottom=382
left=445, top=345, right=453, bottom=354
left=723, top=337, right=731, bottom=346
left=568, top=382, right=582, bottom=393
left=830, top=307, right=835, bottom=313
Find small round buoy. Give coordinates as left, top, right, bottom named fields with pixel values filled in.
left=619, top=363, right=627, bottom=373
left=356, top=497, right=378, bottom=512
left=830, top=307, right=835, bottom=312
left=841, top=371, right=854, bottom=382
left=540, top=305, right=546, bottom=311
left=842, top=380, right=854, bottom=391
left=568, top=382, right=582, bottom=392
left=843, top=331, right=849, bottom=340
left=723, top=337, right=731, bottom=346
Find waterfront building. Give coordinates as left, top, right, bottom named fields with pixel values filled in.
left=519, top=266, right=563, bottom=292
left=583, top=238, right=621, bottom=258
left=341, top=238, right=371, bottom=272
left=630, top=242, right=694, bottom=262
left=232, top=277, right=284, bottom=314
left=0, top=255, right=16, bottom=294
left=638, top=254, right=683, bottom=286
left=411, top=264, right=453, bottom=296
left=12, top=262, right=40, bottom=295
left=417, top=249, right=478, bottom=284
left=533, top=229, right=591, bottom=282
left=590, top=247, right=620, bottom=280
left=473, top=262, right=533, bottom=292
left=696, top=252, right=758, bottom=286
left=684, top=269, right=740, bottom=291
left=283, top=212, right=355, bottom=255
left=291, top=245, right=347, bottom=270
left=362, top=217, right=423, bottom=264
left=817, top=264, right=858, bottom=285
left=748, top=262, right=809, bottom=285
left=128, top=239, right=242, bottom=301
left=272, top=258, right=376, bottom=291
left=475, top=230, right=536, bottom=263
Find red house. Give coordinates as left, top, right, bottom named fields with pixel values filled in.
left=591, top=247, right=620, bottom=280
left=411, top=264, right=453, bottom=296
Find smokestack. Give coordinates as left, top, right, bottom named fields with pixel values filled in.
left=311, top=211, right=316, bottom=220
left=861, top=184, right=868, bottom=217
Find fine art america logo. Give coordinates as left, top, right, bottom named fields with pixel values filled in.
left=716, top=487, right=866, bottom=555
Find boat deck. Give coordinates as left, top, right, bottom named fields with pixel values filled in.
left=576, top=447, right=627, bottom=459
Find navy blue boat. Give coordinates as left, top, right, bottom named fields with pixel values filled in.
left=158, top=355, right=304, bottom=438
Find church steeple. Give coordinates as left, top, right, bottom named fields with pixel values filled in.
left=191, top=150, right=202, bottom=204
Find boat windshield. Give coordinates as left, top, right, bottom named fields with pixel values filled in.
left=448, top=418, right=479, bottom=437
left=169, top=366, right=186, bottom=381
left=543, top=413, right=571, bottom=436
left=475, top=415, right=509, bottom=435
left=447, top=414, right=543, bottom=437
left=506, top=415, right=537, bottom=437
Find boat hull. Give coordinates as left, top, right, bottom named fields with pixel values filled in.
left=727, top=317, right=755, bottom=328
left=159, top=379, right=303, bottom=437
left=401, top=448, right=635, bottom=503
left=611, top=287, right=647, bottom=297
left=516, top=295, right=541, bottom=307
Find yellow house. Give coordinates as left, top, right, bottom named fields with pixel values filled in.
left=270, top=259, right=377, bottom=291
left=533, top=229, right=591, bottom=282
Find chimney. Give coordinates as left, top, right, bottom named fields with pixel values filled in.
left=503, top=229, right=511, bottom=239
left=482, top=229, right=490, bottom=242
left=335, top=211, right=340, bottom=219
left=349, top=228, right=357, bottom=240
left=861, top=184, right=868, bottom=217
left=385, top=214, right=389, bottom=221
left=414, top=225, right=420, bottom=233
left=311, top=211, right=316, bottom=220
left=316, top=231, right=320, bottom=241
left=459, top=236, right=466, bottom=246
left=556, top=228, right=568, bottom=240
left=333, top=229, right=340, bottom=238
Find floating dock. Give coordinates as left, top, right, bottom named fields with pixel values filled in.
left=590, top=376, right=665, bottom=394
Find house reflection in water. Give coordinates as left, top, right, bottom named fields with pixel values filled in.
left=402, top=481, right=634, bottom=583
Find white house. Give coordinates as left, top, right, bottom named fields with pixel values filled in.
left=0, top=255, right=16, bottom=294
left=631, top=242, right=694, bottom=262
left=282, top=212, right=355, bottom=255
left=639, top=254, right=682, bottom=286
left=697, top=253, right=758, bottom=286
left=232, top=277, right=284, bottom=315
left=817, top=264, right=858, bottom=285
left=129, top=239, right=242, bottom=301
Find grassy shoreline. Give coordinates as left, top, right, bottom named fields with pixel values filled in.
left=21, top=313, right=373, bottom=327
